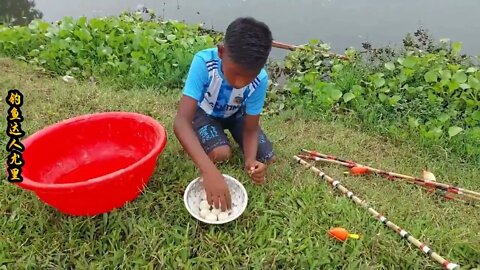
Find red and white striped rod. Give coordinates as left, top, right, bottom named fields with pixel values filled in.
left=296, top=154, right=477, bottom=203
left=301, top=149, right=480, bottom=201
left=294, top=155, right=460, bottom=270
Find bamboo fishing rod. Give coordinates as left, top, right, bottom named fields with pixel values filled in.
left=272, top=40, right=300, bottom=51
left=298, top=155, right=480, bottom=204
left=293, top=155, right=460, bottom=270
left=271, top=40, right=350, bottom=60
left=301, top=149, right=480, bottom=201
left=297, top=154, right=474, bottom=204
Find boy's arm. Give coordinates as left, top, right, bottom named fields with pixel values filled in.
left=243, top=114, right=260, bottom=165
left=174, top=55, right=231, bottom=210
left=243, top=76, right=268, bottom=181
left=174, top=96, right=217, bottom=175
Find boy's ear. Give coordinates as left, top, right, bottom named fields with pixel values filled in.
left=217, top=44, right=224, bottom=59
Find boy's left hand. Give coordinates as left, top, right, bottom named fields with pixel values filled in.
left=245, top=160, right=267, bottom=184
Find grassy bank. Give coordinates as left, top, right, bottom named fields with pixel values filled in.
left=1, top=58, right=480, bottom=269
left=1, top=11, right=479, bottom=269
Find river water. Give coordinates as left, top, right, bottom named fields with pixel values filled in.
left=2, top=0, right=480, bottom=57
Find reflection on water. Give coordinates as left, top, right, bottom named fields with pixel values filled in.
left=0, top=0, right=43, bottom=26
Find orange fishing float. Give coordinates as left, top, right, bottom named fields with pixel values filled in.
left=328, top=227, right=360, bottom=242
left=349, top=166, right=370, bottom=175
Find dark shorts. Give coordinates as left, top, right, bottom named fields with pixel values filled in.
left=192, top=107, right=274, bottom=163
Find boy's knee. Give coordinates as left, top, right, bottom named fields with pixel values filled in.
left=208, top=146, right=232, bottom=163
left=262, top=155, right=275, bottom=166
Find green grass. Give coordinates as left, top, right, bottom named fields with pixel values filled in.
left=1, top=58, right=479, bottom=269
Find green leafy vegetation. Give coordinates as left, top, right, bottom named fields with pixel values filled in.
left=0, top=11, right=221, bottom=89
left=267, top=32, right=480, bottom=161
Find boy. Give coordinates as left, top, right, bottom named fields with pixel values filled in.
left=173, top=17, right=275, bottom=211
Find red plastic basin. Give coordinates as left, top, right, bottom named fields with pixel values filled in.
left=13, top=112, right=167, bottom=216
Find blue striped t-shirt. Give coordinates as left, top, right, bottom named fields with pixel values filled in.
left=182, top=48, right=268, bottom=118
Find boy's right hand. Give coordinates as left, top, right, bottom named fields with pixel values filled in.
left=202, top=169, right=232, bottom=211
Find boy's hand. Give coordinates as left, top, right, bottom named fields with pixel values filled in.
left=202, top=168, right=232, bottom=211
left=245, top=160, right=267, bottom=184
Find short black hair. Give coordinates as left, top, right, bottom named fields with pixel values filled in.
left=224, top=17, right=273, bottom=70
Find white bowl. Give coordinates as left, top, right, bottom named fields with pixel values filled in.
left=184, top=174, right=248, bottom=224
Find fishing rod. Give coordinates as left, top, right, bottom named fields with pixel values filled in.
left=301, top=149, right=480, bottom=202
left=271, top=40, right=349, bottom=60
left=296, top=154, right=474, bottom=204
left=293, top=155, right=460, bottom=270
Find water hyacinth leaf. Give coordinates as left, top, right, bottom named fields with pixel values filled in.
left=343, top=92, right=355, bottom=103
left=29, top=49, right=40, bottom=56
left=380, top=87, right=390, bottom=93
left=408, top=117, right=420, bottom=128
left=103, top=46, right=113, bottom=55
left=426, top=127, right=443, bottom=139
left=319, top=43, right=331, bottom=51
left=472, top=111, right=480, bottom=121
left=388, top=95, right=401, bottom=106
left=424, top=70, right=438, bottom=83
left=378, top=93, right=387, bottom=102
left=448, top=126, right=463, bottom=137
left=74, top=28, right=92, bottom=41
left=448, top=80, right=460, bottom=92
left=77, top=16, right=87, bottom=26
left=326, top=85, right=343, bottom=101
left=374, top=77, right=385, bottom=88
left=398, top=72, right=408, bottom=83
left=287, top=82, right=300, bottom=95
left=131, top=51, right=144, bottom=59
left=44, top=31, right=55, bottom=38
left=385, top=62, right=395, bottom=71
left=333, top=64, right=343, bottom=72
left=397, top=57, right=404, bottom=65
left=452, top=41, right=462, bottom=55
left=351, top=85, right=364, bottom=95
left=388, top=80, right=397, bottom=89
left=466, top=67, right=478, bottom=73
left=468, top=76, right=480, bottom=89
left=90, top=18, right=106, bottom=30
left=439, top=70, right=451, bottom=80
left=29, top=20, right=50, bottom=31
left=63, top=57, right=72, bottom=66
left=402, top=68, right=415, bottom=78
left=402, top=56, right=417, bottom=68
left=404, top=85, right=415, bottom=94
left=438, top=113, right=450, bottom=123
left=304, top=72, right=317, bottom=84
left=453, top=71, right=467, bottom=84
left=464, top=98, right=476, bottom=108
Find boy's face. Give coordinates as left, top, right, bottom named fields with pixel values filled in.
left=218, top=45, right=261, bottom=89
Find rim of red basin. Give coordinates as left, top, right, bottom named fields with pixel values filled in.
left=13, top=111, right=167, bottom=192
